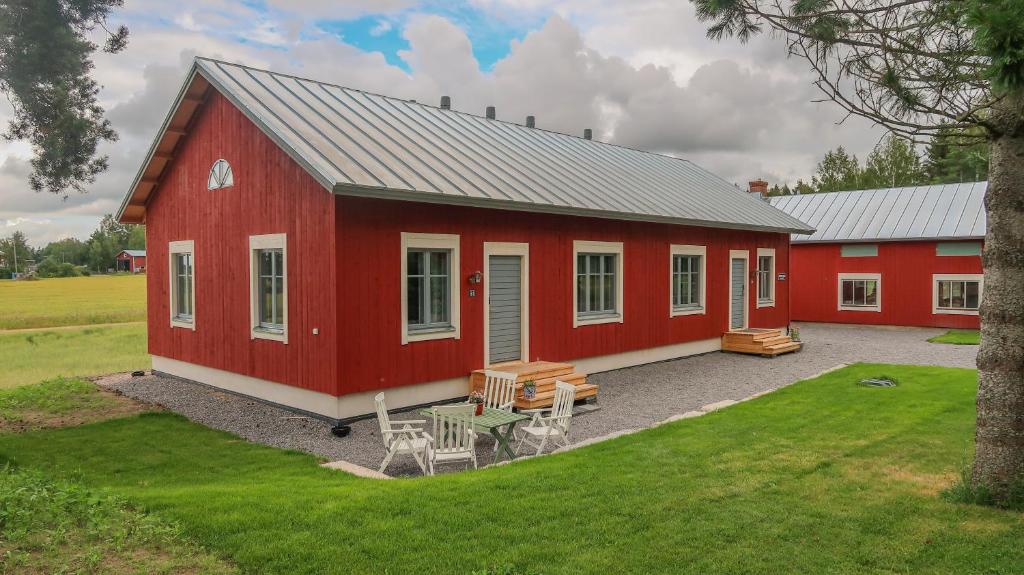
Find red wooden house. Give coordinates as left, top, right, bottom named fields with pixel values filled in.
left=770, top=182, right=986, bottom=329
left=116, top=58, right=812, bottom=421
left=116, top=249, right=147, bottom=273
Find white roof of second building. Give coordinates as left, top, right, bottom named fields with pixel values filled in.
left=118, top=57, right=814, bottom=234
left=769, top=182, right=987, bottom=243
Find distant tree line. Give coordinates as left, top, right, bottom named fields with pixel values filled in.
left=765, top=127, right=990, bottom=197
left=0, top=214, right=144, bottom=278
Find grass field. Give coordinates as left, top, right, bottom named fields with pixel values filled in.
left=1, top=364, right=1021, bottom=574
left=929, top=329, right=982, bottom=345
left=0, top=275, right=146, bottom=329
left=0, top=324, right=149, bottom=389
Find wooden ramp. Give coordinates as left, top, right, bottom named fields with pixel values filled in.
left=470, top=361, right=597, bottom=409
left=722, top=328, right=802, bottom=357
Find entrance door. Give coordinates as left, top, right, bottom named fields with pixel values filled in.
left=730, top=257, right=747, bottom=330
left=488, top=255, right=523, bottom=364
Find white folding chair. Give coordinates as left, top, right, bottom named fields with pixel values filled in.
left=516, top=381, right=575, bottom=455
left=374, top=393, right=428, bottom=474
left=424, top=404, right=478, bottom=475
left=481, top=369, right=519, bottom=451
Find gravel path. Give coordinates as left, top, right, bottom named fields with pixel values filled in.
left=100, top=322, right=977, bottom=477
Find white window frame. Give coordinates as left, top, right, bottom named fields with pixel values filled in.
left=755, top=247, right=776, bottom=308
left=573, top=240, right=624, bottom=328
left=669, top=244, right=706, bottom=317
left=837, top=272, right=882, bottom=312
left=249, top=234, right=288, bottom=344
left=932, top=274, right=983, bottom=316
left=401, top=232, right=461, bottom=344
left=168, top=240, right=195, bottom=330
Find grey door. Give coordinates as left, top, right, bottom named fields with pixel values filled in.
left=488, top=255, right=522, bottom=364
left=730, top=258, right=746, bottom=330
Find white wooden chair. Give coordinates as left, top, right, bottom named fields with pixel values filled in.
left=481, top=370, right=518, bottom=412
left=374, top=393, right=428, bottom=474
left=516, top=381, right=575, bottom=455
left=481, top=370, right=518, bottom=451
left=424, top=404, right=478, bottom=475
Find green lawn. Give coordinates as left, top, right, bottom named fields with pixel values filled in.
left=0, top=324, right=149, bottom=389
left=0, top=274, right=146, bottom=329
left=929, top=329, right=981, bottom=345
left=1, top=364, right=1021, bottom=574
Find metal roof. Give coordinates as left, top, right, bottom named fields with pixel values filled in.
left=118, top=57, right=813, bottom=234
left=120, top=250, right=146, bottom=257
left=768, top=182, right=987, bottom=243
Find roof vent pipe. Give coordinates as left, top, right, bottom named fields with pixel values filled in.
left=583, top=128, right=592, bottom=140
left=526, top=115, right=535, bottom=128
left=440, top=96, right=451, bottom=110
left=486, top=106, right=496, bottom=120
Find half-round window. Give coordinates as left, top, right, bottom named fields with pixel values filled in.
left=208, top=159, right=234, bottom=190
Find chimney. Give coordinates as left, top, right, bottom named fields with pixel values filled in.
left=526, top=115, right=535, bottom=128
left=440, top=96, right=451, bottom=110
left=486, top=106, right=495, bottom=120
left=748, top=179, right=769, bottom=196
left=583, top=128, right=592, bottom=140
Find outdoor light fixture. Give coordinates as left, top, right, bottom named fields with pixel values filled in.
left=468, top=271, right=482, bottom=284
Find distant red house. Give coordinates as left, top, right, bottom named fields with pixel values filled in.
left=770, top=183, right=986, bottom=330
left=115, top=58, right=812, bottom=421
left=116, top=249, right=147, bottom=273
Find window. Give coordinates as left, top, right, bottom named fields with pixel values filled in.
left=249, top=234, right=287, bottom=343
left=208, top=159, right=234, bottom=190
left=669, top=245, right=706, bottom=317
left=168, top=240, right=195, bottom=329
left=756, top=248, right=775, bottom=307
left=838, top=273, right=881, bottom=312
left=573, top=240, right=623, bottom=327
left=401, top=233, right=460, bottom=344
left=841, top=244, right=878, bottom=257
left=933, top=274, right=982, bottom=315
left=408, top=249, right=451, bottom=329
left=936, top=242, right=982, bottom=256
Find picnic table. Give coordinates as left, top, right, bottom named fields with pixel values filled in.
left=419, top=405, right=530, bottom=463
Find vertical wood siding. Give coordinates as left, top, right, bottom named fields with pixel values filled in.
left=146, top=92, right=338, bottom=395
left=789, top=241, right=982, bottom=329
left=336, top=197, right=791, bottom=396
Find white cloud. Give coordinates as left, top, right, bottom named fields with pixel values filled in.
left=370, top=19, right=393, bottom=37
left=0, top=1, right=884, bottom=246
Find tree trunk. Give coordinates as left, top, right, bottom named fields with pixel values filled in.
left=973, top=90, right=1024, bottom=501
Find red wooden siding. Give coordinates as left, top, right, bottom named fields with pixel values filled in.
left=116, top=253, right=146, bottom=270
left=789, top=241, right=982, bottom=329
left=336, top=196, right=791, bottom=396
left=146, top=91, right=339, bottom=395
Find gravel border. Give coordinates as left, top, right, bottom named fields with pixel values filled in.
left=100, top=322, right=977, bottom=477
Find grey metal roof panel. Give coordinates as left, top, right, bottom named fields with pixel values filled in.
left=121, top=250, right=146, bottom=257
left=768, top=182, right=987, bottom=242
left=190, top=58, right=813, bottom=234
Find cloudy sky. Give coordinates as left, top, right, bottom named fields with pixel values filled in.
left=0, top=0, right=885, bottom=245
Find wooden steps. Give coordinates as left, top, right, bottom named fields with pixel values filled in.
left=721, top=328, right=802, bottom=357
left=470, top=361, right=597, bottom=409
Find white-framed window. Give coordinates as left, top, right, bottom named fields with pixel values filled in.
left=573, top=240, right=624, bottom=327
left=208, top=159, right=234, bottom=190
left=756, top=247, right=775, bottom=308
left=933, top=274, right=982, bottom=315
left=401, top=233, right=461, bottom=344
left=249, top=234, right=287, bottom=343
left=669, top=244, right=706, bottom=317
left=168, top=240, right=195, bottom=330
left=838, top=272, right=881, bottom=312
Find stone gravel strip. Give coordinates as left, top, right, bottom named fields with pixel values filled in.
left=101, top=323, right=977, bottom=477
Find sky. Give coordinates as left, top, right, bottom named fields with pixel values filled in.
left=0, top=0, right=885, bottom=246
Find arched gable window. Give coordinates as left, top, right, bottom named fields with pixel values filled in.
left=208, top=159, right=234, bottom=190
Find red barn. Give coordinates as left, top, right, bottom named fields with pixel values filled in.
left=115, top=249, right=147, bottom=273
left=116, top=58, right=812, bottom=421
left=770, top=183, right=986, bottom=329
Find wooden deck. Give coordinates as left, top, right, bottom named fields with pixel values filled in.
left=721, top=328, right=802, bottom=357
left=470, top=361, right=597, bottom=409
